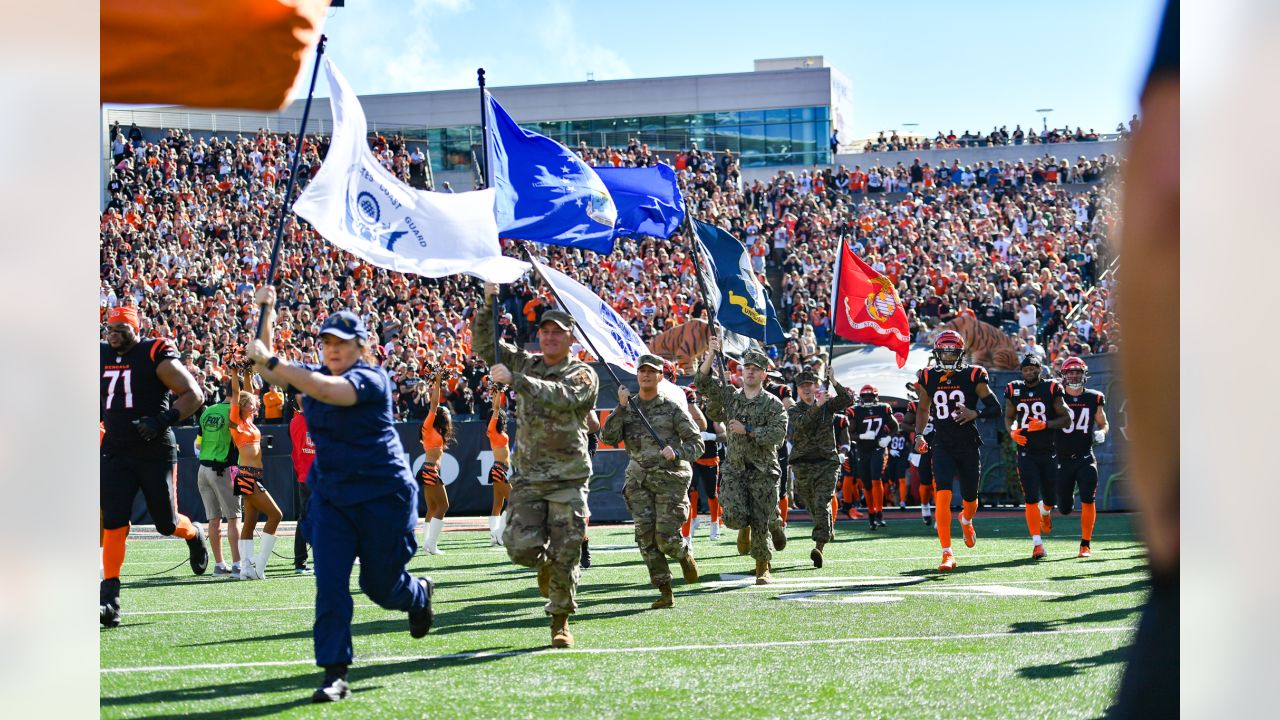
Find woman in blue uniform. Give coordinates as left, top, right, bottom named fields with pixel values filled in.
left=245, top=286, right=434, bottom=703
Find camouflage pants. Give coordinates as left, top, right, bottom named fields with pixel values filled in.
left=719, top=465, right=782, bottom=563
left=621, top=463, right=691, bottom=587
left=792, top=460, right=839, bottom=544
left=502, top=480, right=588, bottom=615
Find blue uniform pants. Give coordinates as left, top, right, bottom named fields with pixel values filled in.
left=305, top=484, right=428, bottom=667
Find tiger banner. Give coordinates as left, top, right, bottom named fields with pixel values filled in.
left=830, top=240, right=911, bottom=367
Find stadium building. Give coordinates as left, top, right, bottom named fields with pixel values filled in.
left=104, top=56, right=854, bottom=178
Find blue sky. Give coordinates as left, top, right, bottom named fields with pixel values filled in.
left=303, top=0, right=1167, bottom=138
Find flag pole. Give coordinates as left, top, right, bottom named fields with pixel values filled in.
left=826, top=235, right=844, bottom=382
left=478, top=68, right=502, bottom=369
left=257, top=33, right=327, bottom=342
left=520, top=246, right=664, bottom=445
left=685, top=208, right=726, bottom=381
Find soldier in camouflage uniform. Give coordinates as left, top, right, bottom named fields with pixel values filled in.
left=787, top=369, right=855, bottom=568
left=694, top=337, right=789, bottom=584
left=600, top=354, right=704, bottom=608
left=474, top=283, right=599, bottom=649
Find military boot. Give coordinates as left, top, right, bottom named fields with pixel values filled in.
left=537, top=563, right=552, bottom=598
left=769, top=521, right=787, bottom=551
left=811, top=541, right=826, bottom=568
left=736, top=526, right=751, bottom=555
left=650, top=582, right=675, bottom=609
left=754, top=558, right=772, bottom=585
left=550, top=613, right=574, bottom=648
left=679, top=551, right=699, bottom=583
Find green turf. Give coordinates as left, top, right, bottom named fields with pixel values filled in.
left=101, top=513, right=1146, bottom=719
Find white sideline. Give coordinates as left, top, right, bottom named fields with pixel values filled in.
left=101, top=625, right=1133, bottom=674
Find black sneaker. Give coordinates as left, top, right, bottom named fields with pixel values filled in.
left=100, top=600, right=121, bottom=628
left=876, top=513, right=887, bottom=529
left=187, top=523, right=209, bottom=575
left=580, top=539, right=592, bottom=569
left=312, top=670, right=350, bottom=703
left=408, top=577, right=434, bottom=638
left=294, top=565, right=313, bottom=575
left=868, top=516, right=878, bottom=531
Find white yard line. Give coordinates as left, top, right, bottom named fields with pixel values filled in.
left=101, top=626, right=1134, bottom=674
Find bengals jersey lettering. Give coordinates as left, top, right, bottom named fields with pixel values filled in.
left=915, top=365, right=990, bottom=447
left=1004, top=379, right=1065, bottom=453
left=100, top=338, right=180, bottom=460
left=1057, top=389, right=1106, bottom=457
left=850, top=403, right=894, bottom=449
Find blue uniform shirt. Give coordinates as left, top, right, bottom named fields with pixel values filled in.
left=299, top=360, right=414, bottom=506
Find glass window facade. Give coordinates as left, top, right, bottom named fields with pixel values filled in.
left=389, top=106, right=831, bottom=176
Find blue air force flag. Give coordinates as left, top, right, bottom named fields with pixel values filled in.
left=692, top=219, right=785, bottom=344
left=530, top=256, right=691, bottom=417
left=485, top=93, right=618, bottom=254
left=594, top=164, right=684, bottom=239
left=293, top=58, right=529, bottom=283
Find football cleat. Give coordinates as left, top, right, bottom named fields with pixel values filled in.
left=961, top=521, right=977, bottom=548
left=1031, top=544, right=1046, bottom=560
left=1079, top=542, right=1092, bottom=558
left=408, top=577, right=434, bottom=638
left=312, top=673, right=351, bottom=703
left=99, top=600, right=121, bottom=629
left=187, top=523, right=209, bottom=575
left=938, top=553, right=957, bottom=572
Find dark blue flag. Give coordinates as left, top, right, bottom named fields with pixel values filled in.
left=594, top=164, right=684, bottom=239
left=485, top=92, right=618, bottom=254
left=692, top=219, right=785, bottom=344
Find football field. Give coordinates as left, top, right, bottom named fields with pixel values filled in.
left=101, top=513, right=1146, bottom=719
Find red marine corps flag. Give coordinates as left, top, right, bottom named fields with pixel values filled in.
left=830, top=239, right=911, bottom=367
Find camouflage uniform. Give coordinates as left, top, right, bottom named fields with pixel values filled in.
left=600, top=370, right=703, bottom=587
left=693, top=351, right=788, bottom=564
left=787, top=373, right=855, bottom=544
left=474, top=304, right=599, bottom=616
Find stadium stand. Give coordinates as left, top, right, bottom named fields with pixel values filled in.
left=100, top=124, right=1120, bottom=422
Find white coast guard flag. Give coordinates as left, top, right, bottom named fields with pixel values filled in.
left=531, top=256, right=692, bottom=420
left=293, top=58, right=529, bottom=283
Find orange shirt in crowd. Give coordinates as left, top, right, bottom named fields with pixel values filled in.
left=262, top=388, right=284, bottom=420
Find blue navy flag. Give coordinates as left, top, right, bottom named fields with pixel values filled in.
left=692, top=219, right=786, bottom=344
left=594, top=164, right=684, bottom=239
left=485, top=92, right=618, bottom=254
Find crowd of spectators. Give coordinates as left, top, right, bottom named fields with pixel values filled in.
left=100, top=119, right=1121, bottom=424
left=858, top=114, right=1140, bottom=153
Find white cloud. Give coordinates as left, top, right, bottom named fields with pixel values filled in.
left=534, top=0, right=633, bottom=83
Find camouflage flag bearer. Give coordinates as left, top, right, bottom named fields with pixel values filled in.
left=600, top=354, right=704, bottom=608
left=474, top=283, right=599, bottom=648
left=787, top=369, right=855, bottom=568
left=694, top=336, right=788, bottom=584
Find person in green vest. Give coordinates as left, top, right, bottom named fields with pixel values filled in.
left=196, top=384, right=241, bottom=576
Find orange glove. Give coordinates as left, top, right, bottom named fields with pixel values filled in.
left=1010, top=428, right=1028, bottom=446
left=1025, top=419, right=1047, bottom=432
left=914, top=436, right=930, bottom=454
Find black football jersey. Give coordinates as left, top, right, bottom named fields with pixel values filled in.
left=915, top=365, right=991, bottom=447
left=101, top=338, right=180, bottom=459
left=1004, top=379, right=1066, bottom=453
left=1056, top=389, right=1106, bottom=456
left=888, top=431, right=909, bottom=457
left=850, top=403, right=894, bottom=449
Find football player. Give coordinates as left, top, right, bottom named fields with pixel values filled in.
left=913, top=331, right=1002, bottom=571
left=100, top=306, right=208, bottom=627
left=850, top=385, right=898, bottom=530
left=885, top=413, right=911, bottom=511
left=904, top=389, right=936, bottom=526
left=1053, top=357, right=1109, bottom=557
left=1004, top=354, right=1071, bottom=559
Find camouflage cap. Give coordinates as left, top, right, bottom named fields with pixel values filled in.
left=636, top=353, right=664, bottom=371
left=741, top=349, right=771, bottom=369
left=795, top=370, right=819, bottom=385
left=539, top=309, right=574, bottom=331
